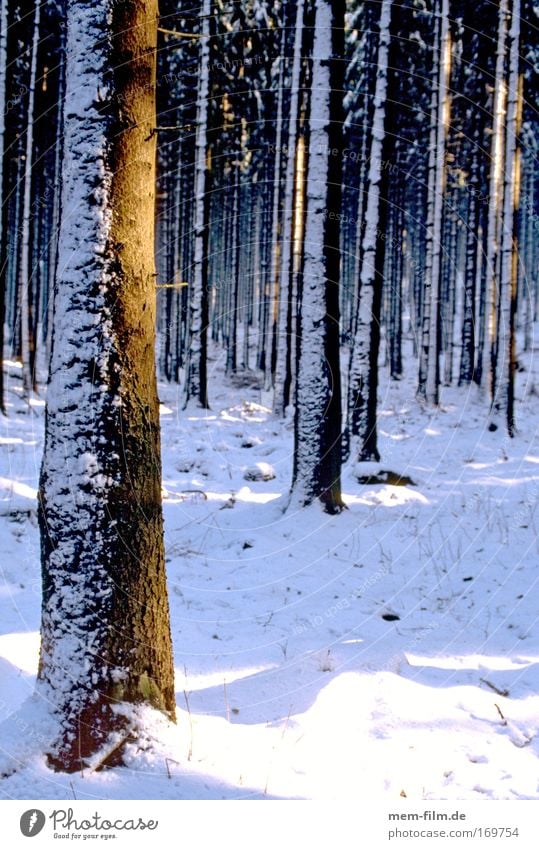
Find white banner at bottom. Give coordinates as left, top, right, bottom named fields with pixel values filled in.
left=1, top=800, right=538, bottom=848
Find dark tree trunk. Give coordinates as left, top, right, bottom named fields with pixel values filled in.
left=291, top=0, right=345, bottom=513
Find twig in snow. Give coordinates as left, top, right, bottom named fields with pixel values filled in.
left=494, top=703, right=507, bottom=725
left=165, top=757, right=181, bottom=779
left=480, top=678, right=509, bottom=697
left=262, top=611, right=274, bottom=627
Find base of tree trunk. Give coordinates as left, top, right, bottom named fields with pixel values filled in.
left=45, top=694, right=175, bottom=774
left=320, top=488, right=347, bottom=515
left=356, top=470, right=416, bottom=487
left=357, top=447, right=381, bottom=463
left=46, top=700, right=130, bottom=773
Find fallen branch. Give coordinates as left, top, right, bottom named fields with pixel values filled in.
left=480, top=678, right=509, bottom=697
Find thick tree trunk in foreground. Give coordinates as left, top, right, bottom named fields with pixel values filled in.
left=38, top=0, right=176, bottom=773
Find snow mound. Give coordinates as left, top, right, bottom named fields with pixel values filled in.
left=243, top=462, right=276, bottom=482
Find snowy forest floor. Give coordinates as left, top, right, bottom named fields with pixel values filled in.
left=1, top=337, right=539, bottom=800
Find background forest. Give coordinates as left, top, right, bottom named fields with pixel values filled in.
left=0, top=0, right=538, bottom=802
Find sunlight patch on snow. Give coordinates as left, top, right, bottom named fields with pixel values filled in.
left=471, top=475, right=539, bottom=487
left=406, top=654, right=538, bottom=671
left=162, top=669, right=539, bottom=800
left=220, top=404, right=271, bottom=424
left=178, top=664, right=277, bottom=692
left=201, top=489, right=281, bottom=506
left=235, top=486, right=281, bottom=504
left=28, top=398, right=45, bottom=408
left=380, top=431, right=410, bottom=441
left=204, top=491, right=237, bottom=503
left=338, top=493, right=378, bottom=507
left=220, top=411, right=248, bottom=423
left=524, top=455, right=539, bottom=464
left=0, top=631, right=39, bottom=674
left=0, top=477, right=37, bottom=500
left=357, top=487, right=429, bottom=507
left=159, top=404, right=174, bottom=415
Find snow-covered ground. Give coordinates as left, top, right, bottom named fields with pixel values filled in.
left=0, top=338, right=538, bottom=800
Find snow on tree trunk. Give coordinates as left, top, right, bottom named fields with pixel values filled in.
left=480, top=0, right=508, bottom=395
left=347, top=0, right=391, bottom=462
left=273, top=0, right=304, bottom=417
left=417, top=0, right=450, bottom=405
left=0, top=0, right=5, bottom=206
left=265, top=19, right=286, bottom=392
left=38, top=0, right=176, bottom=773
left=184, top=0, right=211, bottom=408
left=460, top=142, right=480, bottom=384
left=489, top=0, right=521, bottom=435
left=46, top=37, right=65, bottom=364
left=0, top=0, right=7, bottom=411
left=290, top=0, right=344, bottom=513
left=19, top=0, right=40, bottom=395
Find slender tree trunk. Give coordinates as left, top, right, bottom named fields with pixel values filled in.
left=489, top=0, right=521, bottom=435
left=521, top=150, right=534, bottom=352
left=0, top=0, right=8, bottom=412
left=38, top=0, right=176, bottom=773
left=46, top=30, right=66, bottom=364
left=460, top=143, right=480, bottom=383
left=184, top=0, right=210, bottom=408
left=417, top=0, right=450, bottom=405
left=226, top=165, right=241, bottom=373
left=347, top=0, right=392, bottom=462
left=19, top=0, right=40, bottom=394
left=266, top=16, right=286, bottom=391
left=274, top=0, right=304, bottom=416
left=480, top=0, right=508, bottom=394
left=389, top=195, right=403, bottom=381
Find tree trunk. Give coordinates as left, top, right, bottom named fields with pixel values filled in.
left=480, top=0, right=508, bottom=394
left=347, top=0, right=392, bottom=462
left=417, top=0, right=450, bottom=405
left=19, top=0, right=41, bottom=395
left=38, top=0, right=176, bottom=773
left=489, top=0, right=521, bottom=435
left=460, top=143, right=480, bottom=384
left=291, top=0, right=344, bottom=513
left=0, top=0, right=7, bottom=412
left=273, top=0, right=304, bottom=416
left=184, top=0, right=210, bottom=408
